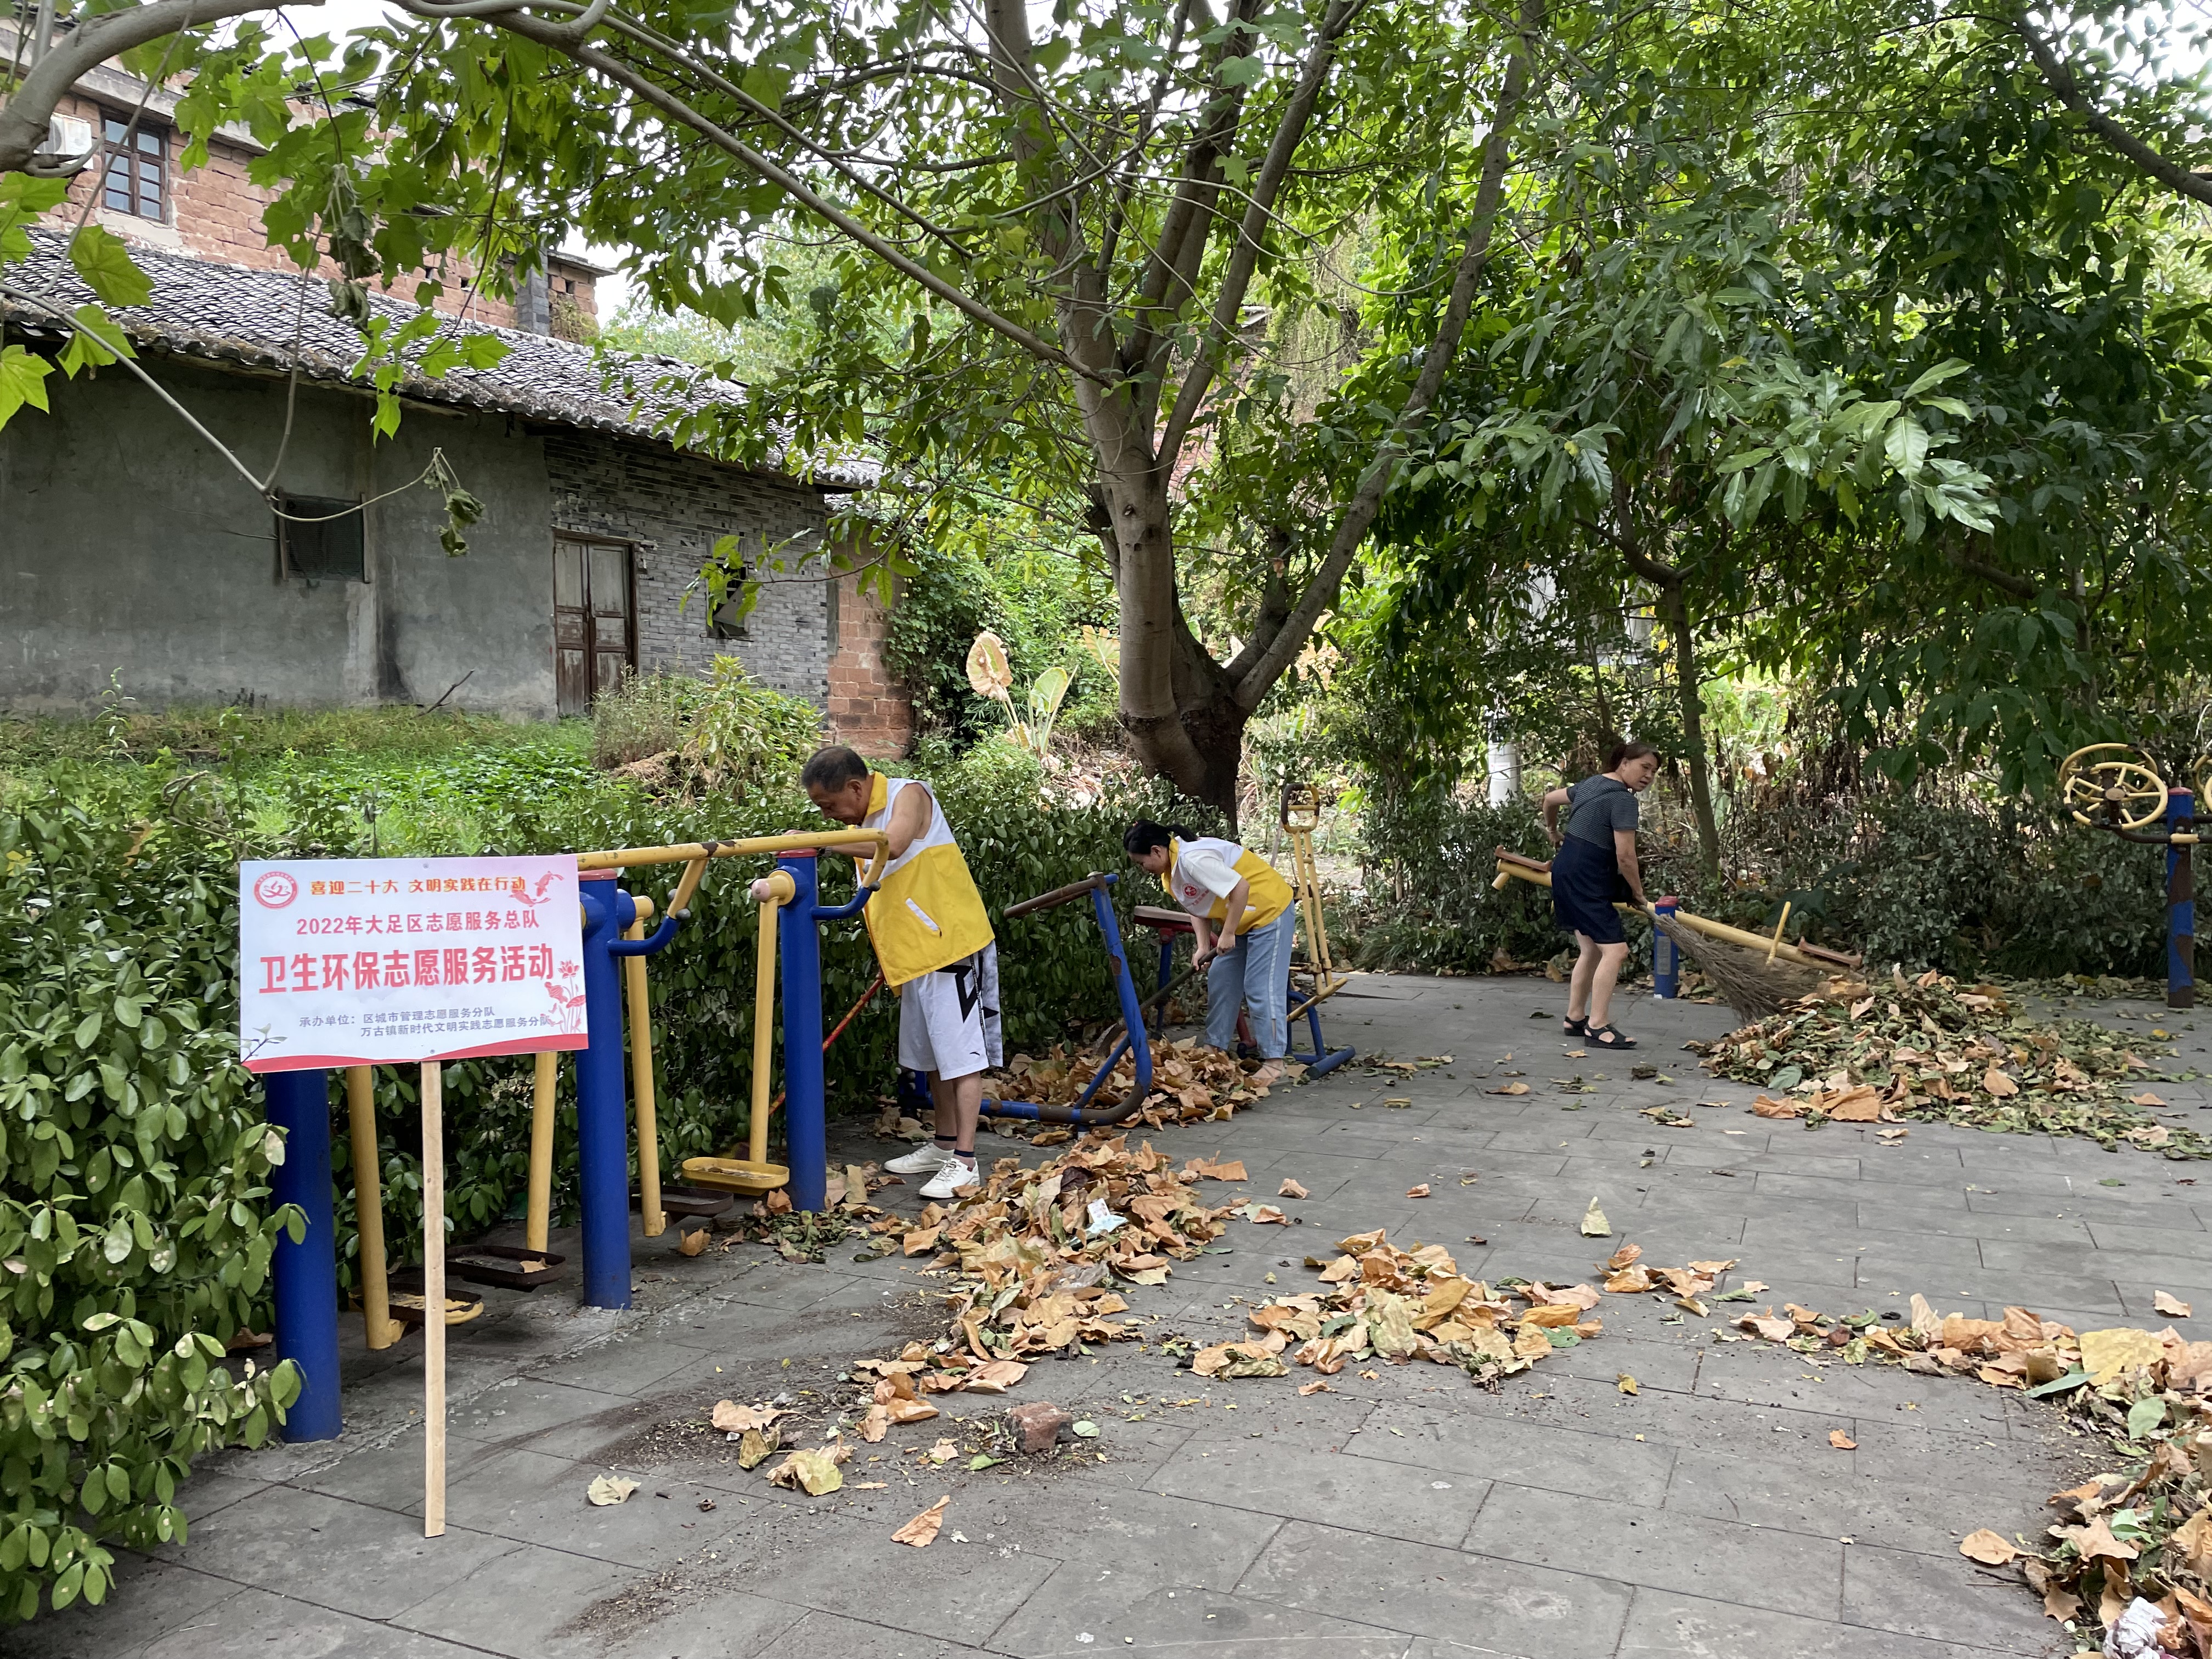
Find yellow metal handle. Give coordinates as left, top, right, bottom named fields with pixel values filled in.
left=1766, top=900, right=1792, bottom=966
left=576, top=828, right=889, bottom=873
left=346, top=1066, right=402, bottom=1350
left=751, top=871, right=794, bottom=1166
left=624, top=906, right=664, bottom=1239
left=527, top=1052, right=556, bottom=1252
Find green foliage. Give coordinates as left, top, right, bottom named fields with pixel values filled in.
left=1342, top=790, right=1565, bottom=975
left=589, top=663, right=824, bottom=786
left=0, top=781, right=303, bottom=1625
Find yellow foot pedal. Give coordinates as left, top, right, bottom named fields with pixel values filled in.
left=387, top=1291, right=484, bottom=1327
left=681, top=1156, right=790, bottom=1195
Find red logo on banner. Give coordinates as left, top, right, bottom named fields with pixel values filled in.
left=252, top=870, right=300, bottom=909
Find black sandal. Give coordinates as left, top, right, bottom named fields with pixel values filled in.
left=1589, top=1025, right=1637, bottom=1050
left=1561, top=1015, right=1588, bottom=1038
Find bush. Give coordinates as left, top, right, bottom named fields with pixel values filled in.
left=1341, top=786, right=1571, bottom=973
left=589, top=662, right=823, bottom=790
left=0, top=774, right=302, bottom=1624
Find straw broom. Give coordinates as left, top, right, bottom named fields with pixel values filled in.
left=1491, top=848, right=1861, bottom=1023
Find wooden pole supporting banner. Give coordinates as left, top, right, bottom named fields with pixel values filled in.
left=345, top=1066, right=402, bottom=1351
left=527, top=1051, right=557, bottom=1254
left=624, top=911, right=665, bottom=1239
left=421, top=1060, right=447, bottom=1540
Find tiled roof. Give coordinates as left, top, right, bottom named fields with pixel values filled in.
left=0, top=232, right=874, bottom=489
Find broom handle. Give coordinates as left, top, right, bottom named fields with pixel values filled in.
left=1491, top=858, right=1858, bottom=972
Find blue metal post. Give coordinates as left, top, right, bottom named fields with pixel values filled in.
left=576, top=871, right=636, bottom=1308
left=777, top=853, right=830, bottom=1214
left=264, top=1068, right=342, bottom=1442
left=2169, top=789, right=2196, bottom=1011
left=1652, top=895, right=1679, bottom=1000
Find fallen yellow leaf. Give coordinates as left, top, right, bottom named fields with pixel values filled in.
left=1488, top=1082, right=1530, bottom=1096
left=1406, top=1184, right=1431, bottom=1199
left=2155, top=1291, right=2193, bottom=1318
left=712, top=1401, right=785, bottom=1434
left=1983, top=1068, right=2019, bottom=1098
left=585, top=1474, right=639, bottom=1506
left=1617, top=1373, right=1639, bottom=1395
left=1279, top=1178, right=1310, bottom=1199
left=1580, top=1197, right=1610, bottom=1237
left=1829, top=1429, right=1857, bottom=1450
left=2133, top=1092, right=2168, bottom=1107
left=892, top=1496, right=950, bottom=1547
left=1959, top=1528, right=2018, bottom=1565
left=677, top=1229, right=709, bottom=1257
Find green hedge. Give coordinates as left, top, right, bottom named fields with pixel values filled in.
left=0, top=775, right=302, bottom=1623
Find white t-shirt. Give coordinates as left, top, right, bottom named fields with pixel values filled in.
left=1170, top=837, right=1245, bottom=911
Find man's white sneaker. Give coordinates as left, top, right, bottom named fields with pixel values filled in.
left=919, top=1158, right=980, bottom=1200
left=886, top=1143, right=955, bottom=1176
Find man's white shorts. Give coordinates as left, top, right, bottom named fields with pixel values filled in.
left=896, top=944, right=1003, bottom=1080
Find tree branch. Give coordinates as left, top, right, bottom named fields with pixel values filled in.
left=0, top=0, right=292, bottom=173
left=1233, top=0, right=1547, bottom=710
left=2013, top=12, right=2212, bottom=208
left=1155, top=0, right=1366, bottom=470
left=467, top=9, right=1110, bottom=383
left=1955, top=549, right=2038, bottom=598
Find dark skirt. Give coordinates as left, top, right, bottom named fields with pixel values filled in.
left=1551, top=834, right=1630, bottom=945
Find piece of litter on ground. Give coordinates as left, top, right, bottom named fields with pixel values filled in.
left=586, top=1474, right=639, bottom=1506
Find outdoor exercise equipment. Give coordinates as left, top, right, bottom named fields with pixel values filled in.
left=575, top=831, right=889, bottom=1270
left=976, top=872, right=1156, bottom=1125
left=1279, top=786, right=1357, bottom=1075
left=2057, top=743, right=2197, bottom=1008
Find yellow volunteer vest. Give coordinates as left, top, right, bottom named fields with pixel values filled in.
left=857, top=775, right=996, bottom=987
left=1165, top=836, right=1292, bottom=932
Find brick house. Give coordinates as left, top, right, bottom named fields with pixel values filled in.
left=0, top=51, right=912, bottom=753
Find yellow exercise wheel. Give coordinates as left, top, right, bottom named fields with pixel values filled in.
left=2058, top=743, right=2169, bottom=830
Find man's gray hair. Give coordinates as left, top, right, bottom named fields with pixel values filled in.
left=800, top=745, right=871, bottom=792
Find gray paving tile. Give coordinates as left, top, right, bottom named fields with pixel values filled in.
left=391, top=1544, right=646, bottom=1655
left=1840, top=1539, right=2062, bottom=1650
left=1235, top=1518, right=1635, bottom=1654
left=1463, top=1480, right=1846, bottom=1619
left=1150, top=1428, right=1487, bottom=1547
left=990, top=1560, right=1413, bottom=1658
left=172, top=1486, right=518, bottom=1621
left=1614, top=1584, right=2036, bottom=1658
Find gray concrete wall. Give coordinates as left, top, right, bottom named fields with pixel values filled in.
left=0, top=357, right=560, bottom=719
left=542, top=431, right=835, bottom=705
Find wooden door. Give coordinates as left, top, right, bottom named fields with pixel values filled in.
left=552, top=536, right=635, bottom=716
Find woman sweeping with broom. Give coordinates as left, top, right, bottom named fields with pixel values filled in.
left=1541, top=740, right=1659, bottom=1051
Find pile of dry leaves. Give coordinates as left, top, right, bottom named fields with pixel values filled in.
left=855, top=1133, right=1250, bottom=1375
left=974, top=1039, right=1280, bottom=1136
left=1721, top=1288, right=2212, bottom=1646
left=1199, top=1235, right=1739, bottom=1388
left=1695, top=967, right=2205, bottom=1155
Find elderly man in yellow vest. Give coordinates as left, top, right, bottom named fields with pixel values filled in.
left=785, top=746, right=999, bottom=1198
left=1124, top=819, right=1297, bottom=1087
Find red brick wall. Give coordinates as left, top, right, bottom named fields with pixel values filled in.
left=43, top=89, right=590, bottom=331
left=827, top=550, right=912, bottom=758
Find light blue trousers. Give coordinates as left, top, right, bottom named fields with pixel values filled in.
left=1206, top=905, right=1297, bottom=1059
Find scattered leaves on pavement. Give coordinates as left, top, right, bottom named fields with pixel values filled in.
left=988, top=1039, right=1279, bottom=1128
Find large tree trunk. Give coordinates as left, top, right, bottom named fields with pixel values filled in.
left=1657, top=578, right=1722, bottom=878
